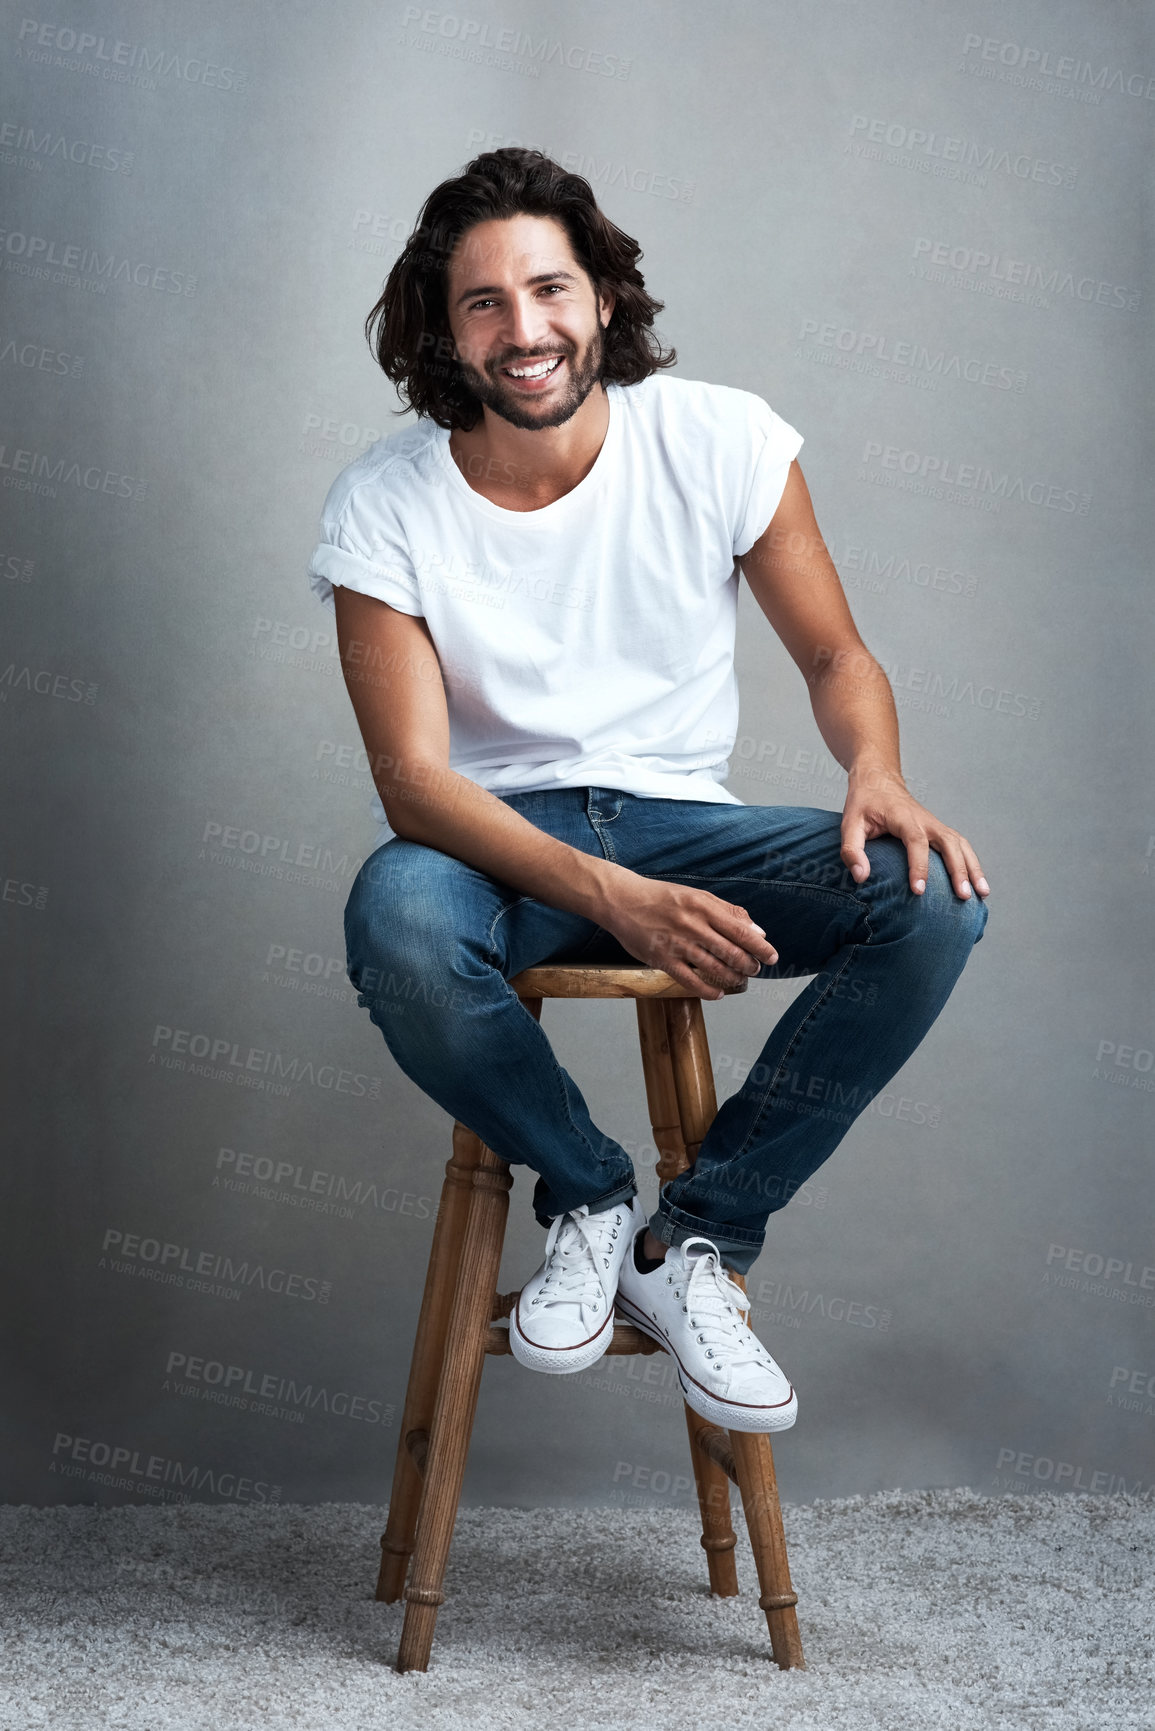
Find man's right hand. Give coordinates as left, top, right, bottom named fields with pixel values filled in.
left=597, top=874, right=779, bottom=999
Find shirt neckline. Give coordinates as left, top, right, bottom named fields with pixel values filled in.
left=434, top=384, right=621, bottom=526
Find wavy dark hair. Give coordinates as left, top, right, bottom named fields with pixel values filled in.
left=364, top=147, right=676, bottom=431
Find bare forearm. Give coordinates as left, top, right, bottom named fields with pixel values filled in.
left=383, top=762, right=627, bottom=923
left=805, top=645, right=905, bottom=785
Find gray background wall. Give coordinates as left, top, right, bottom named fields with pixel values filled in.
left=3, top=0, right=1152, bottom=1516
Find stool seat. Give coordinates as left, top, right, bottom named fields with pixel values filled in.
left=508, top=963, right=749, bottom=999
left=375, top=960, right=804, bottom=1675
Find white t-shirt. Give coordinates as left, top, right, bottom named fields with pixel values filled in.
left=306, top=373, right=803, bottom=847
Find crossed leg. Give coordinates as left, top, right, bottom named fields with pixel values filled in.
left=343, top=832, right=641, bottom=1228
left=344, top=798, right=988, bottom=1270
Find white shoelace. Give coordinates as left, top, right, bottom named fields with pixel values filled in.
left=532, top=1204, right=623, bottom=1317
left=673, top=1237, right=773, bottom=1384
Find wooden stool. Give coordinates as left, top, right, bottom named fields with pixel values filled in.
left=375, top=962, right=805, bottom=1673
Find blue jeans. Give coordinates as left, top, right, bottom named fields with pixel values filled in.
left=343, top=787, right=988, bottom=1275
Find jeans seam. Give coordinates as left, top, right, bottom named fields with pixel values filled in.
left=655, top=1198, right=763, bottom=1245
left=486, top=894, right=534, bottom=965
left=586, top=790, right=625, bottom=864
left=639, top=870, right=867, bottom=912
left=592, top=823, right=618, bottom=863
left=588, top=810, right=622, bottom=861
left=536, top=1174, right=637, bottom=1226
left=487, top=896, right=610, bottom=967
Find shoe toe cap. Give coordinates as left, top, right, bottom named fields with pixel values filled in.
left=514, top=1299, right=607, bottom=1353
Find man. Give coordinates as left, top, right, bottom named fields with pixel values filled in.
left=307, top=148, right=990, bottom=1436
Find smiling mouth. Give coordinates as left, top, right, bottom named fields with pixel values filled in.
left=500, top=355, right=565, bottom=382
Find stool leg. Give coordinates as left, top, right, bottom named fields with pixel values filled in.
left=376, top=1123, right=484, bottom=1603
left=729, top=1427, right=805, bottom=1669
left=683, top=1404, right=739, bottom=1596
left=396, top=1140, right=512, bottom=1673
left=637, top=996, right=741, bottom=1593
left=663, top=997, right=805, bottom=1668
left=635, top=998, right=691, bottom=1182
left=661, top=997, right=715, bottom=1165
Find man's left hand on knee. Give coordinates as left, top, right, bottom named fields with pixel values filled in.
left=839, top=765, right=991, bottom=903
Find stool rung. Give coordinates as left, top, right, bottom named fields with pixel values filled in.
left=405, top=1428, right=429, bottom=1476
left=690, top=1420, right=739, bottom=1485
left=603, top=1328, right=663, bottom=1356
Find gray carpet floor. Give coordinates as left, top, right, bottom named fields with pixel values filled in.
left=1, top=1489, right=1151, bottom=1730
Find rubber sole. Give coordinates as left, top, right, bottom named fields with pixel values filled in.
left=507, top=1298, right=615, bottom=1375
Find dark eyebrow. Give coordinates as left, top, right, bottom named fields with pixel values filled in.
left=454, top=269, right=581, bottom=309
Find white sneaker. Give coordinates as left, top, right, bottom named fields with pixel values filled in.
left=509, top=1195, right=645, bottom=1374
left=616, top=1233, right=798, bottom=1432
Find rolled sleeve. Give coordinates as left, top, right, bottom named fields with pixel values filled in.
left=733, top=400, right=804, bottom=558
left=307, top=486, right=423, bottom=616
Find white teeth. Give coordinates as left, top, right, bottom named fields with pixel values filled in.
left=505, top=356, right=562, bottom=379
